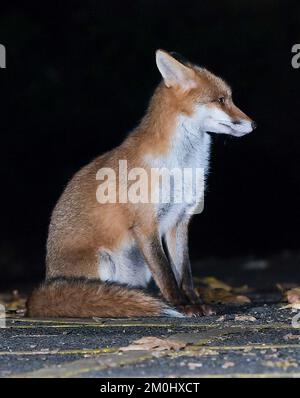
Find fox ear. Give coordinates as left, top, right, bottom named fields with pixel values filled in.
left=156, top=50, right=196, bottom=91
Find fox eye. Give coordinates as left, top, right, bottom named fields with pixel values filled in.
left=218, top=96, right=225, bottom=105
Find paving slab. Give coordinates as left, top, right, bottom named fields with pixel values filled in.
left=0, top=303, right=299, bottom=378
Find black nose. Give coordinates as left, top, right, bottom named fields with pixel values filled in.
left=251, top=121, right=257, bottom=130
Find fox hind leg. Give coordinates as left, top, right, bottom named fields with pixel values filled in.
left=98, top=244, right=152, bottom=288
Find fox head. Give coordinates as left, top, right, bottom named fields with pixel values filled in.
left=156, top=50, right=256, bottom=137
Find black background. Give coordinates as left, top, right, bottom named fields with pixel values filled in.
left=0, top=0, right=299, bottom=287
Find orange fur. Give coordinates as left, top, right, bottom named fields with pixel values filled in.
left=27, top=50, right=253, bottom=318
left=27, top=279, right=165, bottom=318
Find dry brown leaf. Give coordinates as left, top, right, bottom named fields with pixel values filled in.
left=0, top=290, right=26, bottom=312
left=286, top=287, right=300, bottom=304
left=284, top=333, right=300, bottom=341
left=195, top=277, right=251, bottom=305
left=196, top=287, right=250, bottom=305
left=200, top=277, right=232, bottom=291
left=199, top=277, right=250, bottom=294
left=119, top=337, right=187, bottom=352
left=222, top=361, right=235, bottom=369
left=279, top=287, right=300, bottom=310
left=263, top=360, right=297, bottom=370
left=279, top=303, right=300, bottom=310
left=187, top=362, right=203, bottom=370
left=234, top=315, right=257, bottom=322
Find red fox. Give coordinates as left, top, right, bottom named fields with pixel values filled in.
left=27, top=50, right=256, bottom=318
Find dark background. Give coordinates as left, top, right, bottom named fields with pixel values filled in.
left=0, top=0, right=299, bottom=288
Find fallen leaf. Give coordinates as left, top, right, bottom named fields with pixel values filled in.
left=200, top=277, right=232, bottom=291
left=119, top=337, right=187, bottom=352
left=279, top=303, right=300, bottom=310
left=0, top=290, right=26, bottom=312
left=286, top=287, right=300, bottom=304
left=222, top=361, right=235, bottom=369
left=284, top=333, right=300, bottom=341
left=195, top=277, right=251, bottom=306
left=263, top=360, right=297, bottom=370
left=234, top=315, right=257, bottom=322
left=188, top=362, right=203, bottom=370
left=278, top=287, right=300, bottom=310
left=196, top=287, right=250, bottom=305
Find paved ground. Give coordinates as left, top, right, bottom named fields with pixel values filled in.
left=1, top=305, right=300, bottom=378
left=1, top=252, right=300, bottom=378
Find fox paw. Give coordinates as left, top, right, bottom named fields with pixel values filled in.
left=177, top=304, right=215, bottom=317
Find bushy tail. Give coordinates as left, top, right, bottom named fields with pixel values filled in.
left=26, top=278, right=182, bottom=318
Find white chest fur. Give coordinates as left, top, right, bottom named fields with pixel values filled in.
left=144, top=116, right=211, bottom=235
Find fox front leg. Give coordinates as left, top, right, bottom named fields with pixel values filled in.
left=164, top=221, right=214, bottom=316
left=164, top=220, right=198, bottom=303
left=133, top=229, right=187, bottom=307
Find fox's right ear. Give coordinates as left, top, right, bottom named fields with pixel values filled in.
left=156, top=49, right=196, bottom=91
